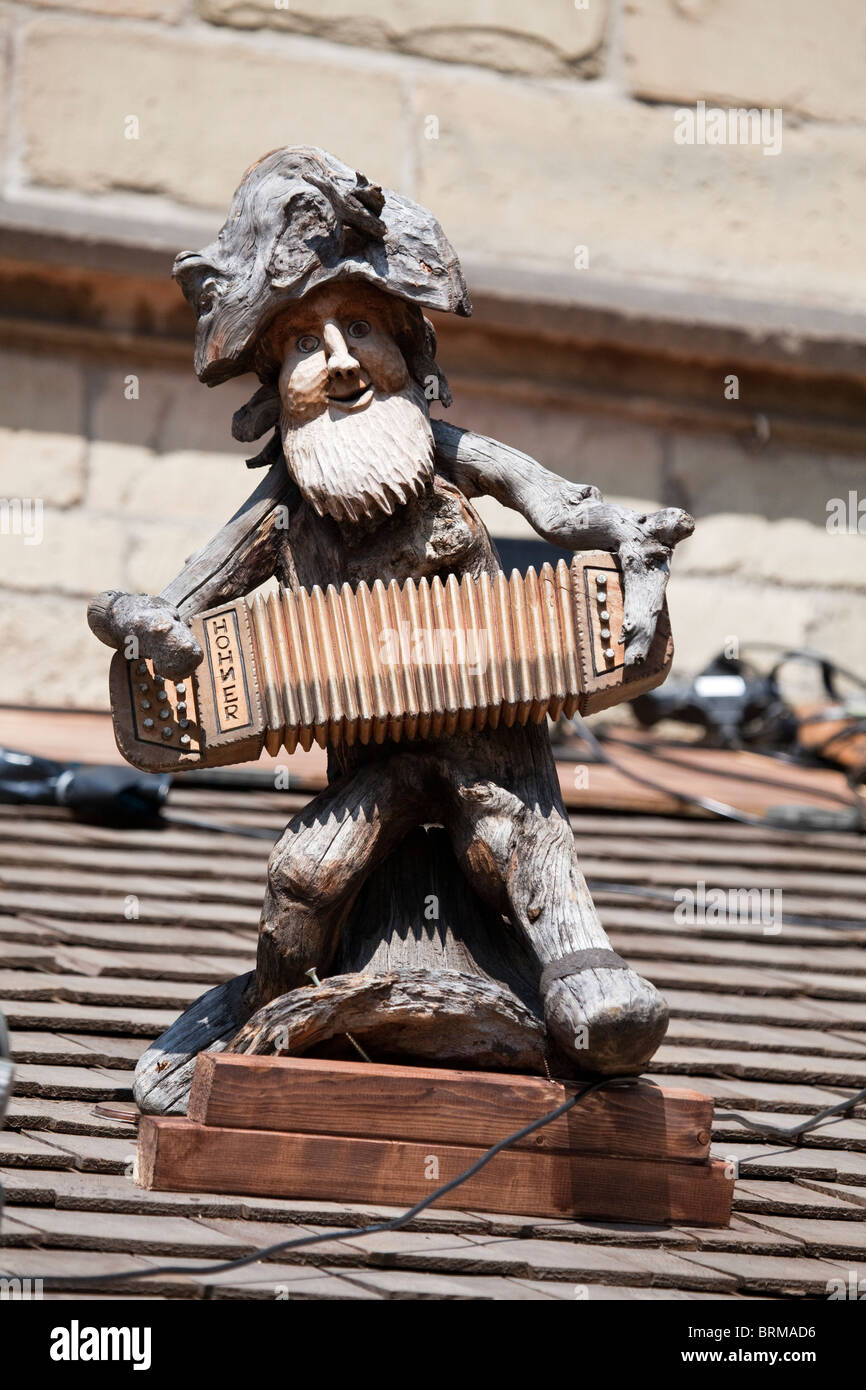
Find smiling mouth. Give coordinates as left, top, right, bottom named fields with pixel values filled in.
left=327, top=385, right=374, bottom=413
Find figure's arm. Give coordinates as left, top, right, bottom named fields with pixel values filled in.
left=88, top=459, right=295, bottom=679
left=433, top=419, right=694, bottom=665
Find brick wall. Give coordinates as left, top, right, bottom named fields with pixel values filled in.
left=0, top=0, right=864, bottom=709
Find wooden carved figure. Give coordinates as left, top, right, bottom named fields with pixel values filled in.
left=87, top=149, right=694, bottom=1113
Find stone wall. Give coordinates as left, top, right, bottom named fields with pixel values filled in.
left=0, top=0, right=863, bottom=710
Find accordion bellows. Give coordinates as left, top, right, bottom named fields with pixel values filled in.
left=109, top=551, right=673, bottom=772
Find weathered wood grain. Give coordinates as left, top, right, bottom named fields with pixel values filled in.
left=228, top=969, right=547, bottom=1074
left=188, top=1055, right=712, bottom=1162
left=138, top=1117, right=733, bottom=1226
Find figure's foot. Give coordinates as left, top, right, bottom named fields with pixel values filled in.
left=544, top=965, right=668, bottom=1075
left=133, top=971, right=256, bottom=1115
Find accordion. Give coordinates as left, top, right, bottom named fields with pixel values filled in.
left=109, top=551, right=673, bottom=773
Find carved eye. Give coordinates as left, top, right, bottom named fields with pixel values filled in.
left=347, top=320, right=371, bottom=339
left=296, top=334, right=320, bottom=354
left=197, top=277, right=219, bottom=316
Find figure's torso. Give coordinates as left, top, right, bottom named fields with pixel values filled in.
left=277, top=472, right=498, bottom=592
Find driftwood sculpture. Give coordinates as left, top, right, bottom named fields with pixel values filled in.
left=88, top=148, right=694, bottom=1114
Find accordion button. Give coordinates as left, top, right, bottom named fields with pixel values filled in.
left=176, top=683, right=186, bottom=695
left=599, top=609, right=610, bottom=621
left=180, top=734, right=191, bottom=746
left=141, top=700, right=151, bottom=710
left=600, top=628, right=610, bottom=639
left=136, top=663, right=147, bottom=674
left=176, top=701, right=187, bottom=714
left=179, top=719, right=190, bottom=729
left=162, top=727, right=173, bottom=739
left=143, top=718, right=154, bottom=729
left=604, top=648, right=615, bottom=660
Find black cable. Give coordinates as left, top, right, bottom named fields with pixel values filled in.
left=161, top=812, right=279, bottom=841
left=597, top=730, right=857, bottom=809
left=716, top=1086, right=866, bottom=1145
left=13, top=1074, right=623, bottom=1290
left=571, top=715, right=864, bottom=833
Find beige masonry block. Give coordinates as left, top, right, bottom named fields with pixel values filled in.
left=0, top=430, right=86, bottom=508
left=623, top=0, right=866, bottom=125
left=0, top=350, right=86, bottom=436
left=807, top=592, right=866, bottom=683
left=88, top=442, right=257, bottom=525
left=670, top=435, right=866, bottom=529
left=198, top=0, right=606, bottom=77
left=0, top=508, right=130, bottom=596
left=25, top=0, right=184, bottom=19
left=0, top=14, right=7, bottom=169
left=414, top=77, right=866, bottom=306
left=444, top=395, right=665, bottom=509
left=87, top=364, right=251, bottom=457
left=0, top=590, right=108, bottom=709
left=676, top=514, right=866, bottom=592
left=125, top=518, right=220, bottom=594
left=665, top=575, right=816, bottom=676
left=19, top=22, right=406, bottom=208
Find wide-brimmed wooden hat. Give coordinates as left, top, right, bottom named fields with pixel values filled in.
left=173, top=146, right=472, bottom=385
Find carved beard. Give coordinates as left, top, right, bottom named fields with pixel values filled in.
left=281, top=385, right=435, bottom=525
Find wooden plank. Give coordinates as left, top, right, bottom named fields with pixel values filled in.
left=11, top=1064, right=134, bottom=1102
left=665, top=1016, right=866, bottom=1058
left=599, top=904, right=865, bottom=950
left=0, top=999, right=179, bottom=1035
left=9, top=1032, right=146, bottom=1069
left=0, top=970, right=209, bottom=1008
left=733, top=1179, right=866, bottom=1220
left=712, top=1142, right=866, bottom=1185
left=677, top=1249, right=851, bottom=1297
left=607, top=932, right=866, bottom=976
left=646, top=1072, right=856, bottom=1114
left=138, top=1117, right=733, bottom=1226
left=661, top=988, right=866, bottom=1031
left=0, top=889, right=258, bottom=930
left=740, top=1214, right=866, bottom=1261
left=1, top=915, right=256, bottom=956
left=0, top=862, right=265, bottom=906
left=652, top=1044, right=866, bottom=1088
left=50, top=946, right=251, bottom=985
left=3, top=1097, right=138, bottom=1138
left=712, top=1110, right=866, bottom=1152
left=574, top=832, right=866, bottom=877
left=188, top=1055, right=713, bottom=1162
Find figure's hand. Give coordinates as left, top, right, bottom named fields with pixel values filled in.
left=542, top=495, right=694, bottom=665
left=87, top=590, right=203, bottom=680
left=615, top=507, right=694, bottom=665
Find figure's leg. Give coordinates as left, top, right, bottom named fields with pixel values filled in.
left=439, top=724, right=668, bottom=1074
left=255, top=752, right=430, bottom=1003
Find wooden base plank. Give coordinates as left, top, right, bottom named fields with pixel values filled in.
left=187, top=1055, right=713, bottom=1163
left=137, top=1117, right=733, bottom=1226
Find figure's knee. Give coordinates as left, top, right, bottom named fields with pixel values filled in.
left=265, top=837, right=331, bottom=915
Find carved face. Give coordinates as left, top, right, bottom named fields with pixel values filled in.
left=265, top=282, right=435, bottom=525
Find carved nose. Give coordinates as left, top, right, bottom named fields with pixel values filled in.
left=323, top=321, right=359, bottom=381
